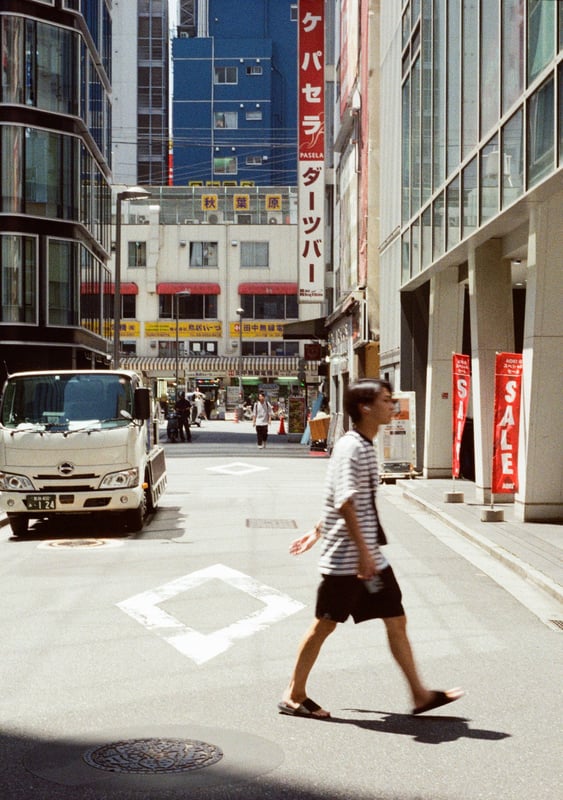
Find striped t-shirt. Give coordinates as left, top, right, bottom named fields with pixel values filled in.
left=318, top=429, right=388, bottom=576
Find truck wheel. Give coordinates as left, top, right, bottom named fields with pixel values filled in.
left=123, top=495, right=146, bottom=533
left=8, top=514, right=29, bottom=537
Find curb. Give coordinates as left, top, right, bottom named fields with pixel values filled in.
left=400, top=485, right=563, bottom=606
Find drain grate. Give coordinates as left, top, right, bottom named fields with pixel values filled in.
left=246, top=518, right=297, bottom=529
left=83, top=738, right=223, bottom=774
left=548, top=619, right=563, bottom=631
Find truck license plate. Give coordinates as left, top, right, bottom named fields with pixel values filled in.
left=25, top=494, right=56, bottom=511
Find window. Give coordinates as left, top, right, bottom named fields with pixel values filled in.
left=241, top=242, right=269, bottom=267
left=527, top=77, right=555, bottom=186
left=158, top=340, right=217, bottom=357
left=501, top=110, right=524, bottom=208
left=214, top=111, right=238, bottom=129
left=242, top=340, right=299, bottom=356
left=122, top=295, right=136, bottom=319
left=214, top=157, right=237, bottom=174
left=0, top=234, right=36, bottom=323
left=121, top=341, right=136, bottom=355
left=214, top=66, right=237, bottom=84
left=246, top=156, right=263, bottom=166
left=290, top=5, right=298, bottom=22
left=528, top=0, right=555, bottom=84
left=189, top=242, right=218, bottom=267
left=48, top=239, right=77, bottom=326
left=246, top=110, right=263, bottom=121
left=159, top=294, right=218, bottom=320
left=127, top=241, right=146, bottom=267
left=240, top=294, right=297, bottom=320
left=246, top=65, right=262, bottom=76
left=480, top=136, right=499, bottom=223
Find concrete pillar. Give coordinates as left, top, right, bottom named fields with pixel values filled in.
left=423, top=268, right=465, bottom=477
left=468, top=240, right=514, bottom=504
left=515, top=192, right=563, bottom=521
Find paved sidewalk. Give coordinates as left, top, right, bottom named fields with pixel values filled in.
left=397, top=478, right=563, bottom=605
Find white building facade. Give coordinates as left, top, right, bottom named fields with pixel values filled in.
left=111, top=186, right=322, bottom=404
left=379, top=1, right=562, bottom=521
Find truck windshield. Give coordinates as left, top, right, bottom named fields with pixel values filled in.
left=0, top=374, right=135, bottom=430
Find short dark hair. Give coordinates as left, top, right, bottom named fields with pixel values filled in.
left=344, top=379, right=393, bottom=424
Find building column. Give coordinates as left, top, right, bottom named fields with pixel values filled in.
left=423, top=268, right=465, bottom=477
left=468, top=240, right=514, bottom=504
left=515, top=192, right=563, bottom=521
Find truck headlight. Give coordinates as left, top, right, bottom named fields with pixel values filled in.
left=0, top=472, right=35, bottom=491
left=100, top=468, right=139, bottom=489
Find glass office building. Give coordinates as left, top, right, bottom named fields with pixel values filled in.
left=379, top=1, right=562, bottom=520
left=0, top=0, right=113, bottom=373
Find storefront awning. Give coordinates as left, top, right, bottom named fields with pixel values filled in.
left=238, top=282, right=298, bottom=295
left=81, top=282, right=138, bottom=294
left=282, top=317, right=327, bottom=340
left=156, top=282, right=221, bottom=294
left=120, top=355, right=303, bottom=376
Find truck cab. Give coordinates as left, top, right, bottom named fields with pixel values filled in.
left=0, top=370, right=167, bottom=536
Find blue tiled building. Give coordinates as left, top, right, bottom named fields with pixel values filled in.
left=172, top=0, right=298, bottom=187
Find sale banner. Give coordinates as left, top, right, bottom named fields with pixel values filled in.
left=452, top=354, right=471, bottom=478
left=492, top=352, right=523, bottom=493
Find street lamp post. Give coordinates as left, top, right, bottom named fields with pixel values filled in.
left=174, top=290, right=191, bottom=400
left=236, top=306, right=245, bottom=409
left=113, top=186, right=150, bottom=367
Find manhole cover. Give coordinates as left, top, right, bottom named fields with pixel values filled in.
left=38, top=538, right=123, bottom=550
left=83, top=738, right=223, bottom=774
left=246, top=518, right=297, bottom=529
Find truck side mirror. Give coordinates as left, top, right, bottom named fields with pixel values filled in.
left=134, top=388, right=151, bottom=420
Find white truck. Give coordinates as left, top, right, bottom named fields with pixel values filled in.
left=0, top=369, right=167, bottom=537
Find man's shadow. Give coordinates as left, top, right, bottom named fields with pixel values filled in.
left=331, top=709, right=510, bottom=745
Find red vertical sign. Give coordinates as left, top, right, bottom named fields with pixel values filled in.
left=298, top=0, right=325, bottom=303
left=492, top=353, right=523, bottom=493
left=452, top=354, right=471, bottom=478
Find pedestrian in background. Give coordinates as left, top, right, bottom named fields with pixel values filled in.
left=252, top=391, right=272, bottom=448
left=278, top=379, right=463, bottom=720
left=194, top=389, right=206, bottom=421
left=174, top=391, right=192, bottom=442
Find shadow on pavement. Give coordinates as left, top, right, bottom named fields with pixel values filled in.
left=334, top=709, right=511, bottom=745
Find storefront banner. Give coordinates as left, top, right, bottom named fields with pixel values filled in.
left=298, top=0, right=325, bottom=303
left=492, top=352, right=523, bottom=494
left=452, top=353, right=471, bottom=478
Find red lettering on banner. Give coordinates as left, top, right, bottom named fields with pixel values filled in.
left=452, top=355, right=471, bottom=478
left=492, top=353, right=523, bottom=493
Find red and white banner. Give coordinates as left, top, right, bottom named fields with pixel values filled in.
left=298, top=0, right=325, bottom=303
left=452, top=354, right=471, bottom=478
left=492, top=352, right=523, bottom=494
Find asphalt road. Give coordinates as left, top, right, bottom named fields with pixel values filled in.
left=0, top=427, right=561, bottom=799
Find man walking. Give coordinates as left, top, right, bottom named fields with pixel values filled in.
left=278, top=379, right=463, bottom=719
left=252, top=391, right=272, bottom=448
left=174, top=391, right=192, bottom=442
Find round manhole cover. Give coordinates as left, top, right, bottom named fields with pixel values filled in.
left=38, top=538, right=123, bottom=550
left=83, top=738, right=223, bottom=774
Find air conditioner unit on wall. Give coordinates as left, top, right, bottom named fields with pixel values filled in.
left=207, top=212, right=223, bottom=224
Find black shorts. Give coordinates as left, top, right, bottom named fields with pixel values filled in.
left=315, top=567, right=405, bottom=624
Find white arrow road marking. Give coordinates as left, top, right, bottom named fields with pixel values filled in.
left=117, top=564, right=305, bottom=664
left=206, top=461, right=268, bottom=476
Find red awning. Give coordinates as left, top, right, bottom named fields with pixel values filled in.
left=238, top=282, right=298, bottom=295
left=157, top=282, right=221, bottom=295
left=81, top=282, right=138, bottom=294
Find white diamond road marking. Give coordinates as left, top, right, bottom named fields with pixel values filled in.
left=206, top=461, right=268, bottom=476
left=117, top=563, right=305, bottom=665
